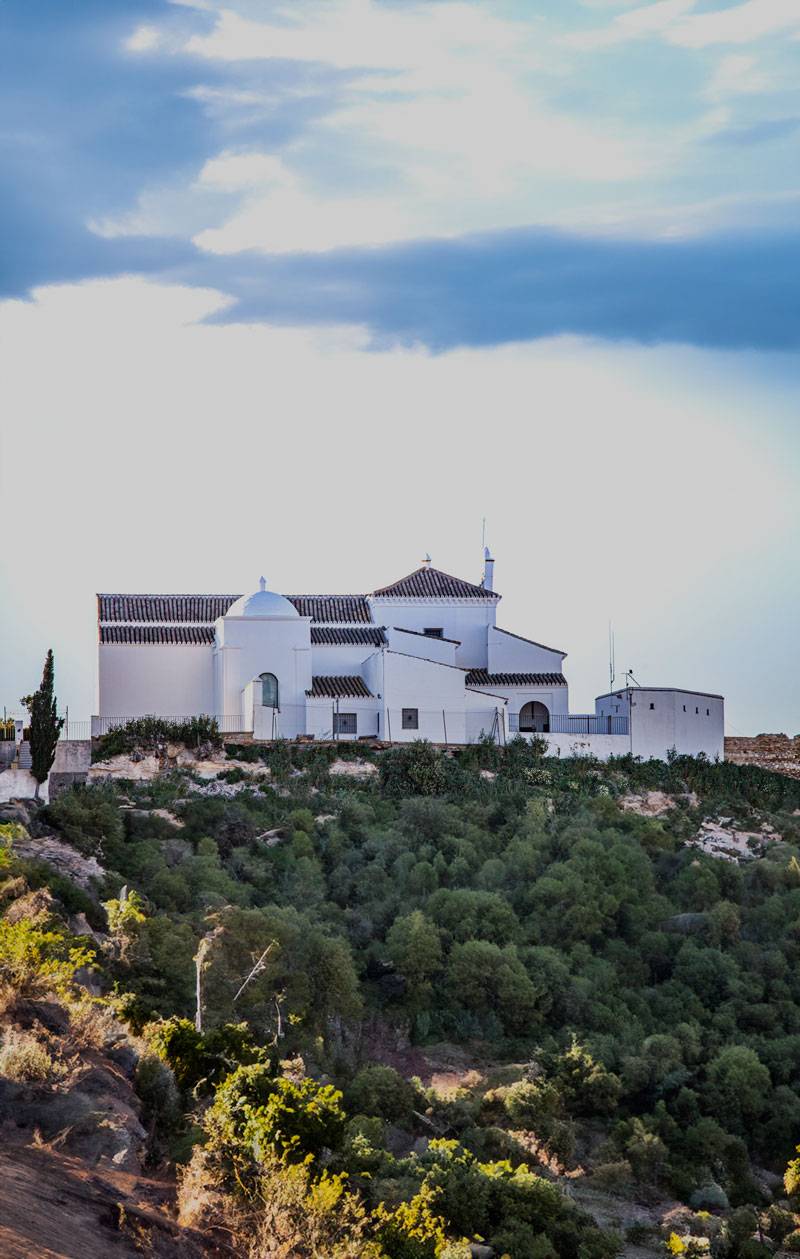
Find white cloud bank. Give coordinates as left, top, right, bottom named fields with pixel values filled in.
left=1, top=276, right=797, bottom=733
left=112, top=0, right=656, bottom=255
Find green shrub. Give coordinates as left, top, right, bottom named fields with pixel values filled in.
left=346, top=1064, right=418, bottom=1124
left=148, top=1015, right=268, bottom=1094
left=205, top=1063, right=346, bottom=1176
left=135, top=1052, right=182, bottom=1156
left=689, top=1183, right=729, bottom=1212
left=43, top=783, right=123, bottom=856
left=0, top=917, right=94, bottom=998
left=373, top=1184, right=449, bottom=1259
left=0, top=1030, right=57, bottom=1082
left=379, top=742, right=448, bottom=797
left=94, top=715, right=221, bottom=760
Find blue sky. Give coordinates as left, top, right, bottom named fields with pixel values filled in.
left=1, top=0, right=798, bottom=733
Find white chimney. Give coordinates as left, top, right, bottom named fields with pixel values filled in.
left=422, top=553, right=432, bottom=569
left=483, top=546, right=494, bottom=591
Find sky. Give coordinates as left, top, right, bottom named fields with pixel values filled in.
left=0, top=0, right=798, bottom=735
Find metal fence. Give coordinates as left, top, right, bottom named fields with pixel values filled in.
left=92, top=714, right=247, bottom=737
left=52, top=708, right=628, bottom=746
left=508, top=713, right=629, bottom=736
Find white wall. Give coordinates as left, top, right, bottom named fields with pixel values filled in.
left=310, top=643, right=377, bottom=675
left=0, top=767, right=47, bottom=803
left=214, top=615, right=312, bottom=732
left=369, top=598, right=496, bottom=668
left=98, top=644, right=214, bottom=718
left=305, top=698, right=380, bottom=741
left=540, top=733, right=629, bottom=760
left=596, top=688, right=724, bottom=760
left=385, top=627, right=458, bottom=666
left=487, top=626, right=566, bottom=675
left=465, top=692, right=507, bottom=743
left=375, top=650, right=471, bottom=743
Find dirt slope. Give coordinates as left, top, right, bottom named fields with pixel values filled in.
left=0, top=1136, right=223, bottom=1259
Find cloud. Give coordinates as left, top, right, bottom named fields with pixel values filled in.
left=705, top=117, right=800, bottom=147
left=2, top=275, right=797, bottom=733
left=175, top=1, right=653, bottom=255
left=665, top=0, right=800, bottom=49
left=704, top=53, right=769, bottom=100
left=574, top=0, right=800, bottom=50
left=180, top=224, right=800, bottom=353
left=2, top=0, right=799, bottom=359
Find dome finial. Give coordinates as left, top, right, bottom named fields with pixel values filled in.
left=259, top=576, right=266, bottom=592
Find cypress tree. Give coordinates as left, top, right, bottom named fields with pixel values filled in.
left=20, top=649, right=64, bottom=796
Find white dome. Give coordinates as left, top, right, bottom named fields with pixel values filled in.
left=226, top=577, right=299, bottom=619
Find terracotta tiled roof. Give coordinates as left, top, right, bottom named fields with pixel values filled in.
left=289, top=596, right=373, bottom=623
left=306, top=676, right=374, bottom=699
left=98, top=595, right=237, bottom=623
left=465, top=671, right=567, bottom=687
left=311, top=626, right=387, bottom=646
left=98, top=593, right=373, bottom=625
left=100, top=625, right=215, bottom=645
left=372, top=566, right=499, bottom=600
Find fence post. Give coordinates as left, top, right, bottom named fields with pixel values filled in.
left=387, top=709, right=392, bottom=743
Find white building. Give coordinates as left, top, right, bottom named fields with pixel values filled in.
left=94, top=554, right=724, bottom=760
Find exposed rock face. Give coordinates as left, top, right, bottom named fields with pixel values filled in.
left=620, top=790, right=699, bottom=816
left=689, top=817, right=779, bottom=862
left=88, top=743, right=269, bottom=786
left=88, top=754, right=162, bottom=782
left=725, top=734, right=800, bottom=780
left=329, top=759, right=378, bottom=778
left=9, top=833, right=105, bottom=890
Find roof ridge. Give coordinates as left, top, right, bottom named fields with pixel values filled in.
left=372, top=564, right=499, bottom=599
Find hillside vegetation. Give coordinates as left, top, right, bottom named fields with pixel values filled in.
left=2, top=735, right=800, bottom=1258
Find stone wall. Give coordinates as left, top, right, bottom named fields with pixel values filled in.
left=725, top=735, right=800, bottom=781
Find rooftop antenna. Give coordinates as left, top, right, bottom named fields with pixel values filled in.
left=608, top=621, right=616, bottom=691
left=625, top=669, right=641, bottom=688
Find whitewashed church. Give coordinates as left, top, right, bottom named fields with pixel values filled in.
left=95, top=554, right=724, bottom=761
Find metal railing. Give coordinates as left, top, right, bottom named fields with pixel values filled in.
left=508, top=713, right=628, bottom=736
left=51, top=709, right=628, bottom=746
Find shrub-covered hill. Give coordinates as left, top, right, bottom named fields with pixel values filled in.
left=3, top=738, right=800, bottom=1258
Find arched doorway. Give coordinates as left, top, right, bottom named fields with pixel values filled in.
left=519, top=701, right=550, bottom=733
left=259, top=672, right=279, bottom=709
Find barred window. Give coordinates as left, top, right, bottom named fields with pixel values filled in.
left=402, top=708, right=419, bottom=730
left=334, top=712, right=357, bottom=736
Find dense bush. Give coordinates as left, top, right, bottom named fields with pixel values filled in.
left=13, top=749, right=800, bottom=1257
left=93, top=714, right=221, bottom=760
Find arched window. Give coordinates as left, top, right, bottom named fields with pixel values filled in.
left=518, top=700, right=550, bottom=733
left=259, top=672, right=279, bottom=708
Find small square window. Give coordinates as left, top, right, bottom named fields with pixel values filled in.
left=402, top=708, right=419, bottom=730
left=695, top=707, right=699, bottom=714
left=334, top=712, right=357, bottom=735
left=706, top=708, right=710, bottom=716
left=649, top=702, right=655, bottom=710
left=423, top=628, right=443, bottom=638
